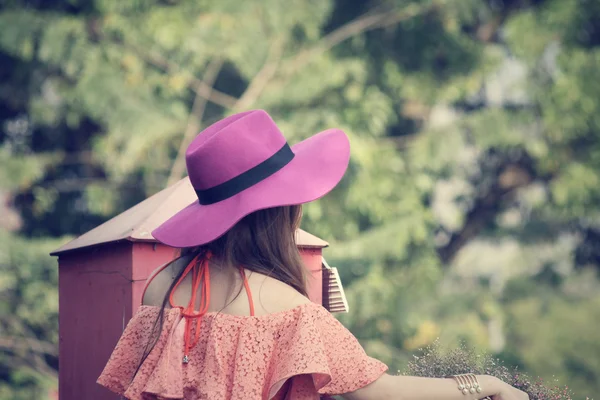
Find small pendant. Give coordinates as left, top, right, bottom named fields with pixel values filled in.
left=182, top=355, right=189, bottom=364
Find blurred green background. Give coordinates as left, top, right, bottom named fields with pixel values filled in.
left=1, top=0, right=599, bottom=398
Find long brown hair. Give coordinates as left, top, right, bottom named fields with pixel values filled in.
left=133, top=205, right=305, bottom=377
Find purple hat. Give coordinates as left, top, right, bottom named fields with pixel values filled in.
left=152, top=110, right=350, bottom=248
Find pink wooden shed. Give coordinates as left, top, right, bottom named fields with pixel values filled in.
left=50, top=178, right=345, bottom=400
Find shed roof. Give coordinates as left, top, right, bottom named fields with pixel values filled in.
left=51, top=178, right=328, bottom=256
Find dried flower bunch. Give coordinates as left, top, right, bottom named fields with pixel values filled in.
left=402, top=341, right=581, bottom=400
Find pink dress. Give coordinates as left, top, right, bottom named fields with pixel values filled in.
left=97, top=255, right=387, bottom=399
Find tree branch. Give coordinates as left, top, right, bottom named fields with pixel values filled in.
left=437, top=156, right=538, bottom=264
left=282, top=2, right=437, bottom=77
left=372, top=1, right=439, bottom=30
left=233, top=38, right=285, bottom=111
left=108, top=3, right=435, bottom=113
left=167, top=58, right=224, bottom=185
left=117, top=40, right=237, bottom=109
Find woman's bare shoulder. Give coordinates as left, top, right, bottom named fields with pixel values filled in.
left=142, top=263, right=174, bottom=307
left=141, top=261, right=313, bottom=314
left=246, top=270, right=312, bottom=315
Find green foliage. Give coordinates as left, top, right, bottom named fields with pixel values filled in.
left=1, top=0, right=599, bottom=397
left=503, top=287, right=600, bottom=393
left=0, top=231, right=63, bottom=399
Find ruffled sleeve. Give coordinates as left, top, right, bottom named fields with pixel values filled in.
left=267, top=304, right=388, bottom=398
left=96, top=306, right=185, bottom=398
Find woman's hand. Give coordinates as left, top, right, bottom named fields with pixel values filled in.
left=481, top=376, right=530, bottom=400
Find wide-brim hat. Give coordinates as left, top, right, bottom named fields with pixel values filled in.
left=152, top=110, right=350, bottom=248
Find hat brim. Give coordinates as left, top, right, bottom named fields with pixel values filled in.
left=151, top=128, right=350, bottom=248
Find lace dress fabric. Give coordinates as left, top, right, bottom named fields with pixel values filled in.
left=96, top=302, right=388, bottom=399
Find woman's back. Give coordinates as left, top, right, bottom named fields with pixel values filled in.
left=142, top=258, right=312, bottom=317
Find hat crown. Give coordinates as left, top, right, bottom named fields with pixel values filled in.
left=186, top=110, right=287, bottom=190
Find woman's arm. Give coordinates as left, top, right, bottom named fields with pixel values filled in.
left=343, top=374, right=529, bottom=400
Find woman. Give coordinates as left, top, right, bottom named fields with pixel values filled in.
left=97, top=110, right=529, bottom=400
